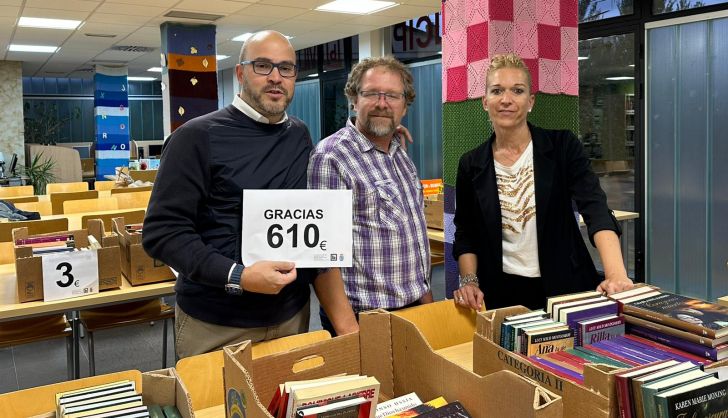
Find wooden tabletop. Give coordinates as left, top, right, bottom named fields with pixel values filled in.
left=425, top=210, right=639, bottom=244
left=0, top=263, right=175, bottom=322
left=40, top=208, right=144, bottom=230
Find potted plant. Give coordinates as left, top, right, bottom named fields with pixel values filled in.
left=22, top=151, right=56, bottom=194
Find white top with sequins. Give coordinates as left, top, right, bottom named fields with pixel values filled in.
left=494, top=141, right=540, bottom=277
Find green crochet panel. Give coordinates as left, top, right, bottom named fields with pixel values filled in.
left=443, top=93, right=579, bottom=186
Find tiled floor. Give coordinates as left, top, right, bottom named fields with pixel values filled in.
left=0, top=264, right=446, bottom=394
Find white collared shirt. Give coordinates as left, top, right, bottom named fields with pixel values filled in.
left=232, top=94, right=288, bottom=125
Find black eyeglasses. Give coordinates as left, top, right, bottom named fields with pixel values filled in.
left=358, top=91, right=406, bottom=103
left=240, top=60, right=298, bottom=78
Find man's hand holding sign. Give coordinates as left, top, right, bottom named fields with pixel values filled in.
left=241, top=189, right=353, bottom=293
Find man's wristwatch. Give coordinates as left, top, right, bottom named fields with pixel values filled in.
left=225, top=264, right=245, bottom=295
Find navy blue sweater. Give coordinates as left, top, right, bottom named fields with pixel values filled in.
left=143, top=105, right=314, bottom=328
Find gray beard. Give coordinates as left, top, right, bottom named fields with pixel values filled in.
left=364, top=117, right=396, bottom=138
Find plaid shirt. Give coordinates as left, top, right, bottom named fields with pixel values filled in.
left=308, top=118, right=431, bottom=312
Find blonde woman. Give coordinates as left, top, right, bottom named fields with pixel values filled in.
left=452, top=53, right=633, bottom=311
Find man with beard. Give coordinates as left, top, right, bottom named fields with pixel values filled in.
left=307, top=56, right=433, bottom=335
left=143, top=31, right=357, bottom=358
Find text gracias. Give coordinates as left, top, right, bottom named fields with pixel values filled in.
left=264, top=209, right=324, bottom=220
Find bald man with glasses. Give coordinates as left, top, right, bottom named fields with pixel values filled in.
left=307, top=56, right=433, bottom=336
left=143, top=30, right=357, bottom=358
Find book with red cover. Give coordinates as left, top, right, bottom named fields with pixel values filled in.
left=541, top=350, right=587, bottom=373
left=612, top=360, right=678, bottom=418
left=622, top=292, right=728, bottom=339
left=623, top=334, right=712, bottom=365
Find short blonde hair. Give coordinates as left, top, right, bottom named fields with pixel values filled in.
left=486, top=53, right=532, bottom=93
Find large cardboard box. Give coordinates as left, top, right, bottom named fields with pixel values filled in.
left=223, top=333, right=362, bottom=418
left=112, top=217, right=175, bottom=285
left=12, top=219, right=122, bottom=302
left=473, top=306, right=622, bottom=418
left=0, top=368, right=194, bottom=418
left=359, top=300, right=562, bottom=418
left=423, top=194, right=444, bottom=230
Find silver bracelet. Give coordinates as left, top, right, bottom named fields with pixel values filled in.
left=458, top=273, right=479, bottom=287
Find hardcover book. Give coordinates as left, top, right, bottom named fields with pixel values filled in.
left=579, top=315, right=625, bottom=346
left=375, top=393, right=421, bottom=418
left=628, top=324, right=728, bottom=361
left=296, top=397, right=371, bottom=418
left=639, top=369, right=712, bottom=418
left=622, top=292, right=728, bottom=339
left=546, top=290, right=603, bottom=315
left=525, top=327, right=574, bottom=356
left=654, top=376, right=727, bottom=418
left=622, top=334, right=714, bottom=365
left=624, top=314, right=728, bottom=347
left=630, top=362, right=699, bottom=418
left=290, top=376, right=380, bottom=418
left=613, top=360, right=679, bottom=418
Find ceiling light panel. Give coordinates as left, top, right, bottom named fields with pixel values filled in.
left=19, top=17, right=82, bottom=29
left=9, top=44, right=59, bottom=52
left=315, top=0, right=398, bottom=15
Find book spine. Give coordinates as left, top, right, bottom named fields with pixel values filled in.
left=622, top=335, right=712, bottom=365
left=628, top=325, right=718, bottom=360
left=622, top=305, right=717, bottom=339
left=527, top=355, right=584, bottom=384
left=582, top=344, right=642, bottom=367
left=614, top=375, right=633, bottom=418
left=623, top=315, right=718, bottom=347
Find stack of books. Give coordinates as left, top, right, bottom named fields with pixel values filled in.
left=56, top=380, right=146, bottom=418
left=375, top=393, right=470, bottom=418
left=614, top=359, right=727, bottom=418
left=499, top=310, right=574, bottom=356
left=54, top=380, right=182, bottom=418
left=267, top=375, right=380, bottom=418
left=16, top=234, right=76, bottom=255
left=621, top=291, right=728, bottom=362
left=510, top=288, right=727, bottom=386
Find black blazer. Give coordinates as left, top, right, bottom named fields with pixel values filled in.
left=452, top=123, right=620, bottom=305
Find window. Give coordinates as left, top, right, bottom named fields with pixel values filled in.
left=579, top=0, right=634, bottom=22
left=578, top=33, right=637, bottom=276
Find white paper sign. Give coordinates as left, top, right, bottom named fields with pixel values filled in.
left=242, top=190, right=353, bottom=268
left=41, top=250, right=100, bottom=302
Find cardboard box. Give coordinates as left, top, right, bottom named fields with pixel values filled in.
left=473, top=306, right=622, bottom=418
left=223, top=333, right=362, bottom=418
left=359, top=301, right=562, bottom=418
left=12, top=219, right=122, bottom=302
left=177, top=330, right=332, bottom=412
left=423, top=193, right=444, bottom=230
left=0, top=368, right=194, bottom=418
left=112, top=217, right=175, bottom=285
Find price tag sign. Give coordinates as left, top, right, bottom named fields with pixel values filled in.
left=242, top=190, right=352, bottom=268
left=41, top=250, right=99, bottom=302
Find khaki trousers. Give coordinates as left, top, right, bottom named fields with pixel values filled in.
left=174, top=300, right=310, bottom=359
